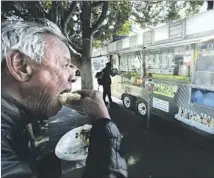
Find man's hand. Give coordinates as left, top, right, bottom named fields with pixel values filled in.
left=72, top=90, right=110, bottom=121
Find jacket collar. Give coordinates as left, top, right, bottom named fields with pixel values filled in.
left=1, top=94, right=47, bottom=131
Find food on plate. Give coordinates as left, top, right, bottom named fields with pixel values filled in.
left=80, top=127, right=91, bottom=146
left=65, top=125, right=91, bottom=154
left=59, top=92, right=81, bottom=105
left=55, top=124, right=92, bottom=161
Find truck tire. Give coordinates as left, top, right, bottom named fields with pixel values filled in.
left=122, top=94, right=134, bottom=109
left=136, top=99, right=147, bottom=116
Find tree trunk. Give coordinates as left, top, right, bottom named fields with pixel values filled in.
left=80, top=36, right=93, bottom=90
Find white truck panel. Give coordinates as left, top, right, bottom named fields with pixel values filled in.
left=154, top=25, right=169, bottom=42
left=186, top=10, right=214, bottom=35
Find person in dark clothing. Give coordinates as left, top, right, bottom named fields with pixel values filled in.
left=1, top=19, right=127, bottom=178
left=102, top=62, right=114, bottom=105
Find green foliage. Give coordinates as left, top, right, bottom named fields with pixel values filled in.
left=123, top=71, right=140, bottom=79
left=93, top=1, right=132, bottom=42
left=43, top=0, right=52, bottom=10
left=116, top=20, right=132, bottom=36
left=131, top=1, right=204, bottom=28
left=184, top=1, right=204, bottom=17
left=93, top=40, right=103, bottom=48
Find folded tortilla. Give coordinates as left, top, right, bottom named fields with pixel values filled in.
left=59, top=92, right=81, bottom=105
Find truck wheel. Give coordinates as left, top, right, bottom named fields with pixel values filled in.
left=122, top=94, right=134, bottom=109
left=136, top=99, right=147, bottom=116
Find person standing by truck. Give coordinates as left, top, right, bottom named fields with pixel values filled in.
left=96, top=62, right=114, bottom=106
left=103, top=62, right=114, bottom=106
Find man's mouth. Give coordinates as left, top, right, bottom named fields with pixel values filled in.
left=60, top=89, right=71, bottom=95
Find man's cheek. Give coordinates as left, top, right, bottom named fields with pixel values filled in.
left=41, top=71, right=65, bottom=92
left=55, top=73, right=68, bottom=86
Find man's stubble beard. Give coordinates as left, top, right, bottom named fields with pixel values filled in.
left=24, top=84, right=54, bottom=117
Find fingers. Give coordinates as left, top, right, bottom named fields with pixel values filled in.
left=67, top=96, right=93, bottom=109
left=67, top=98, right=83, bottom=106
left=73, top=90, right=93, bottom=98
left=74, top=89, right=99, bottom=98
left=65, top=98, right=85, bottom=114
left=82, top=97, right=94, bottom=107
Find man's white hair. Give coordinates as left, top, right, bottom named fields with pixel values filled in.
left=1, top=18, right=68, bottom=65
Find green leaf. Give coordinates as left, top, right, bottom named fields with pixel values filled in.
left=116, top=20, right=132, bottom=35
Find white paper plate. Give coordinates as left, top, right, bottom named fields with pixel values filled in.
left=55, top=124, right=92, bottom=161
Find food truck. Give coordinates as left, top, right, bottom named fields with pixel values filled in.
left=92, top=10, right=214, bottom=136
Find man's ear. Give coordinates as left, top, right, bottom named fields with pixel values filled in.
left=6, top=50, right=33, bottom=81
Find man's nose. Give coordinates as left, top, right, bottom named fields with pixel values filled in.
left=71, top=77, right=77, bottom=83
left=68, top=68, right=77, bottom=83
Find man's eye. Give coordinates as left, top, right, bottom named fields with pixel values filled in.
left=63, top=64, right=74, bottom=68
left=63, top=64, right=69, bottom=68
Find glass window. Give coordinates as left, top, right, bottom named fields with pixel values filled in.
left=197, top=42, right=214, bottom=72
left=195, top=42, right=214, bottom=86
left=144, top=44, right=194, bottom=77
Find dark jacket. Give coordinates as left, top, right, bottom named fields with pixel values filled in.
left=1, top=95, right=127, bottom=178
left=102, top=67, right=113, bottom=86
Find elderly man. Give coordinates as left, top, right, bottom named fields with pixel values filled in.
left=1, top=19, right=127, bottom=178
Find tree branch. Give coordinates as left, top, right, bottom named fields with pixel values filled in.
left=130, top=17, right=144, bottom=24
left=68, top=45, right=82, bottom=68
left=149, top=1, right=163, bottom=5
left=36, top=1, right=49, bottom=18
left=91, top=2, right=109, bottom=33
left=67, top=37, right=83, bottom=54
left=91, top=1, right=104, bottom=9
left=90, top=54, right=108, bottom=58
left=63, top=1, right=77, bottom=35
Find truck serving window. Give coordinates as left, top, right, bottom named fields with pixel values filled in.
left=196, top=42, right=214, bottom=86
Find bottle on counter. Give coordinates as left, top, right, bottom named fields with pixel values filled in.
left=180, top=107, right=184, bottom=117
left=207, top=116, right=211, bottom=127
left=203, top=114, right=208, bottom=125
left=189, top=110, right=193, bottom=120
left=196, top=114, right=201, bottom=123
left=184, top=109, right=188, bottom=119
left=187, top=110, right=191, bottom=119
left=200, top=113, right=204, bottom=124
left=193, top=112, right=197, bottom=121
left=210, top=118, right=214, bottom=128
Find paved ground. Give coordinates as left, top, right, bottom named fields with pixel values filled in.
left=45, top=101, right=214, bottom=178
left=109, top=104, right=214, bottom=177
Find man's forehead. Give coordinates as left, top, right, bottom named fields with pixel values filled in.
left=44, top=34, right=70, bottom=61
left=44, top=34, right=67, bottom=48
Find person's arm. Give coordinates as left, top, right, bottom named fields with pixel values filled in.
left=83, top=119, right=127, bottom=178
left=109, top=69, right=114, bottom=77
left=70, top=90, right=127, bottom=178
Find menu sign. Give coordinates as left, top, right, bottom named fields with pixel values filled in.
left=153, top=83, right=178, bottom=98
left=153, top=97, right=169, bottom=112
